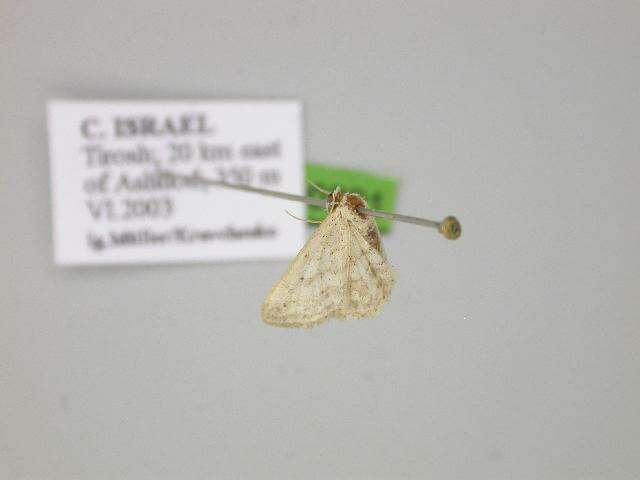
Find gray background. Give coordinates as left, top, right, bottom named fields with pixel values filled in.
left=1, top=1, right=639, bottom=479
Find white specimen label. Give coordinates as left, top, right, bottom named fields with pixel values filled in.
left=48, top=100, right=305, bottom=265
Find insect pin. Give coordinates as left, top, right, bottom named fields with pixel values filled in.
left=156, top=169, right=461, bottom=328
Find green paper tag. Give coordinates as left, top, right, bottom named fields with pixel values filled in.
left=305, top=163, right=398, bottom=233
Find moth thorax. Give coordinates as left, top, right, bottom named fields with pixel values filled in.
left=343, top=193, right=367, bottom=218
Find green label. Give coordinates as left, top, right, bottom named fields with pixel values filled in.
left=305, top=163, right=398, bottom=233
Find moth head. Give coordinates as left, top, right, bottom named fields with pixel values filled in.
left=326, top=186, right=343, bottom=212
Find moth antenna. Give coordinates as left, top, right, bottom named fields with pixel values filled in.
left=285, top=209, right=322, bottom=224
left=307, top=180, right=331, bottom=195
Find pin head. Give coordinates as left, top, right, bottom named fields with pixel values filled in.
left=439, top=216, right=461, bottom=240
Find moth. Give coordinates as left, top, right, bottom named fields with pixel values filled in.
left=261, top=186, right=394, bottom=328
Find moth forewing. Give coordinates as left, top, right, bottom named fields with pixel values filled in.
left=260, top=208, right=345, bottom=328
left=341, top=208, right=394, bottom=317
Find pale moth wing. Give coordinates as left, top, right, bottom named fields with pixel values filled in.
left=261, top=194, right=394, bottom=328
